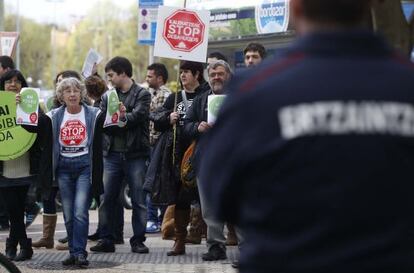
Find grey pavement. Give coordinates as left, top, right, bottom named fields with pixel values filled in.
left=0, top=209, right=239, bottom=273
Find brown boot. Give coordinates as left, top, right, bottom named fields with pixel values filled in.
left=167, top=208, right=190, bottom=256
left=32, top=214, right=57, bottom=249
left=185, top=206, right=206, bottom=244
left=225, top=223, right=238, bottom=246
left=161, top=205, right=175, bottom=240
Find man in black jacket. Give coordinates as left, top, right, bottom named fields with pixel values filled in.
left=199, top=1, right=414, bottom=273
left=184, top=60, right=232, bottom=261
left=91, top=56, right=151, bottom=254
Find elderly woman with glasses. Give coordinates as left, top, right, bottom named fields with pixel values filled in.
left=18, top=77, right=109, bottom=267
left=0, top=69, right=39, bottom=261
left=47, top=78, right=107, bottom=266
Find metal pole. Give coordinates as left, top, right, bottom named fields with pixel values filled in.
left=148, top=45, right=154, bottom=65
left=0, top=0, right=4, bottom=31
left=46, top=0, right=64, bottom=78
left=52, top=1, right=57, bottom=78
left=16, top=0, right=20, bottom=69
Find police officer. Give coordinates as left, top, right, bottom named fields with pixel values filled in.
left=199, top=1, right=414, bottom=273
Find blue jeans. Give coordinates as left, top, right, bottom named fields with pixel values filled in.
left=96, top=191, right=124, bottom=240
left=57, top=154, right=91, bottom=257
left=100, top=152, right=147, bottom=246
left=146, top=194, right=166, bottom=224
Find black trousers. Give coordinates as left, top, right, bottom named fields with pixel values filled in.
left=175, top=185, right=199, bottom=210
left=0, top=198, right=9, bottom=225
left=0, top=185, right=30, bottom=240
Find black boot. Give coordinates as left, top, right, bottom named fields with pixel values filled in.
left=14, top=238, right=33, bottom=261
left=5, top=238, right=18, bottom=260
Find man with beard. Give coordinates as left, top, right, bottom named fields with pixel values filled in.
left=145, top=63, right=171, bottom=233
left=183, top=60, right=232, bottom=261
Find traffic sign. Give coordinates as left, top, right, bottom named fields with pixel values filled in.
left=154, top=6, right=210, bottom=62
left=0, top=32, right=19, bottom=57
left=138, top=0, right=163, bottom=45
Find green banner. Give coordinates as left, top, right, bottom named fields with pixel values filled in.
left=0, top=91, right=37, bottom=160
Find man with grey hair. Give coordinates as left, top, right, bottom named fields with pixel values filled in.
left=183, top=60, right=232, bottom=261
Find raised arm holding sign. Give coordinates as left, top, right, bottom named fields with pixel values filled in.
left=0, top=91, right=37, bottom=160
left=16, top=88, right=40, bottom=126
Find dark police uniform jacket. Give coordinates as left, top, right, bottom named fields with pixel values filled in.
left=199, top=31, right=414, bottom=273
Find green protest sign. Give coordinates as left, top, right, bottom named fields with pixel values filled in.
left=108, top=91, right=119, bottom=115
left=19, top=88, right=39, bottom=114
left=104, top=89, right=120, bottom=127
left=45, top=96, right=54, bottom=112
left=16, top=88, right=40, bottom=125
left=208, top=95, right=225, bottom=116
left=207, top=94, right=226, bottom=123
left=0, top=91, right=37, bottom=160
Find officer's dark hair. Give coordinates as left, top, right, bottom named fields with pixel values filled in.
left=54, top=70, right=81, bottom=84
left=179, top=60, right=205, bottom=83
left=301, top=0, right=371, bottom=25
left=0, top=55, right=15, bottom=70
left=0, top=69, right=28, bottom=90
left=208, top=52, right=228, bottom=63
left=147, top=63, right=168, bottom=84
left=105, top=56, right=133, bottom=78
left=243, top=42, right=267, bottom=59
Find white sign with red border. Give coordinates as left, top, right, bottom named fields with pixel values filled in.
left=0, top=32, right=20, bottom=57
left=154, top=6, right=210, bottom=62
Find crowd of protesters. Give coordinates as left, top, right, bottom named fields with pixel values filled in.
left=2, top=1, right=414, bottom=272
left=0, top=42, right=263, bottom=267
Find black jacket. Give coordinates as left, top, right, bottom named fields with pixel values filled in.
left=183, top=90, right=211, bottom=141
left=183, top=90, right=212, bottom=171
left=144, top=127, right=179, bottom=206
left=100, top=83, right=151, bottom=159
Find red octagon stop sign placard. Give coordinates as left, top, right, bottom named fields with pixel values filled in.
left=163, top=10, right=205, bottom=52
left=60, top=120, right=87, bottom=146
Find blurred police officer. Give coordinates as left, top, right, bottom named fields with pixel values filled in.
left=199, top=1, right=414, bottom=273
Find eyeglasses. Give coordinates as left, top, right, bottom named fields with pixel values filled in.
left=63, top=89, right=81, bottom=95
left=5, top=79, right=22, bottom=85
